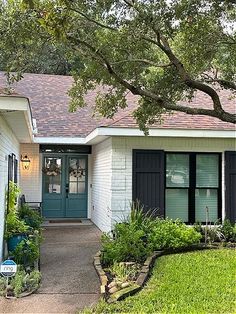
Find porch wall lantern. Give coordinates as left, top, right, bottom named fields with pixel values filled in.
left=21, top=155, right=31, bottom=170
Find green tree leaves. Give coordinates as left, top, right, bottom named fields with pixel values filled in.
left=1, top=0, right=235, bottom=130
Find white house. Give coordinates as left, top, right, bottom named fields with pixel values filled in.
left=0, top=73, right=235, bottom=260
left=0, top=94, right=35, bottom=259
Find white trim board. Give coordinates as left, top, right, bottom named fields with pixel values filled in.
left=34, top=127, right=236, bottom=145
left=0, top=96, right=35, bottom=142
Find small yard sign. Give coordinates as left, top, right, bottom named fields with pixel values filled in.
left=0, top=260, right=17, bottom=277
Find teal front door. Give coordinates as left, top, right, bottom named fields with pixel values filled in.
left=42, top=154, right=88, bottom=218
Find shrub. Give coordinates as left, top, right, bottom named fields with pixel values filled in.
left=129, top=201, right=156, bottom=228
left=5, top=211, right=29, bottom=239
left=7, top=181, right=21, bottom=213
left=19, top=204, right=43, bottom=230
left=101, top=204, right=202, bottom=266
left=220, top=219, right=236, bottom=242
left=12, top=238, right=40, bottom=265
left=148, top=219, right=201, bottom=250
left=194, top=220, right=236, bottom=244
left=101, top=223, right=150, bottom=266
left=9, top=269, right=41, bottom=297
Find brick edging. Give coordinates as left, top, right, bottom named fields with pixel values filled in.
left=93, top=250, right=164, bottom=301
left=135, top=251, right=163, bottom=287
left=93, top=244, right=230, bottom=302
left=93, top=251, right=108, bottom=296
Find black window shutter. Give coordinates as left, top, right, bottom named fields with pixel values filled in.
left=225, top=151, right=236, bottom=223
left=14, top=158, right=18, bottom=184
left=133, top=150, right=165, bottom=216
left=7, top=154, right=13, bottom=213
left=8, top=155, right=13, bottom=182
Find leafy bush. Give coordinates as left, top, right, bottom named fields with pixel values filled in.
left=5, top=211, right=29, bottom=239
left=193, top=222, right=225, bottom=243
left=101, top=223, right=150, bottom=266
left=9, top=269, right=41, bottom=297
left=220, top=219, right=236, bottom=242
left=0, top=269, right=41, bottom=297
left=7, top=181, right=21, bottom=213
left=101, top=203, right=202, bottom=265
left=206, top=226, right=225, bottom=243
left=12, top=238, right=40, bottom=265
left=194, top=220, right=236, bottom=244
left=149, top=219, right=201, bottom=250
left=5, top=182, right=29, bottom=239
left=19, top=204, right=43, bottom=230
left=129, top=201, right=156, bottom=229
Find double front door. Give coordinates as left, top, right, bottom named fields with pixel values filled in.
left=42, top=154, right=88, bottom=218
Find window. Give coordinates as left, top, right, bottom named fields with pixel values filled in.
left=166, top=154, right=189, bottom=221
left=165, top=153, right=220, bottom=223
left=43, top=157, right=62, bottom=194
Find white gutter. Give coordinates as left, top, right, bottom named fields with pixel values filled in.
left=94, top=127, right=236, bottom=138
left=33, top=127, right=236, bottom=145
left=34, top=137, right=86, bottom=144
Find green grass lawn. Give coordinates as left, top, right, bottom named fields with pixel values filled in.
left=83, top=249, right=236, bottom=314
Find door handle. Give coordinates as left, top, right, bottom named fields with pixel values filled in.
left=66, top=184, right=69, bottom=198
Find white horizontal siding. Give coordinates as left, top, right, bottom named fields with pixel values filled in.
left=110, top=136, right=236, bottom=225
left=20, top=144, right=42, bottom=203
left=0, top=115, right=20, bottom=261
left=91, top=138, right=112, bottom=232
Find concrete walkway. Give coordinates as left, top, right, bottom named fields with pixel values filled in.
left=0, top=224, right=102, bottom=313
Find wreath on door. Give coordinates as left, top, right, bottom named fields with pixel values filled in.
left=42, top=162, right=61, bottom=176
left=69, top=166, right=85, bottom=178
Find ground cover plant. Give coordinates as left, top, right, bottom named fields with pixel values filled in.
left=0, top=182, right=42, bottom=298
left=0, top=269, right=41, bottom=297
left=83, top=249, right=236, bottom=314
left=194, top=219, right=236, bottom=244
left=100, top=204, right=202, bottom=299
left=101, top=204, right=202, bottom=266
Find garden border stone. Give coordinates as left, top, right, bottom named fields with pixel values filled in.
left=5, top=286, right=39, bottom=299
left=93, top=250, right=164, bottom=302
left=93, top=251, right=108, bottom=297
left=93, top=244, right=233, bottom=303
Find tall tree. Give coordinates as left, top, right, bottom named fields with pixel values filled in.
left=1, top=0, right=236, bottom=131
left=0, top=1, right=81, bottom=75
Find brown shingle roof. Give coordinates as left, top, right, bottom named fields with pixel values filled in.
left=0, top=72, right=235, bottom=137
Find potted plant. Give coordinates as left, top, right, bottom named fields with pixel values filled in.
left=5, top=211, right=29, bottom=252
left=5, top=181, right=29, bottom=252
left=12, top=238, right=40, bottom=266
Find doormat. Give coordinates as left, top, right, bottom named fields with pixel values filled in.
left=48, top=219, right=82, bottom=223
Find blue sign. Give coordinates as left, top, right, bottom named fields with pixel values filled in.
left=0, top=260, right=17, bottom=277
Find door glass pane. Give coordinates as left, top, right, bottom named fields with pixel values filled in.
left=69, top=182, right=77, bottom=194
left=69, top=158, right=86, bottom=194
left=43, top=157, right=61, bottom=193
left=196, top=154, right=219, bottom=187
left=165, top=189, right=188, bottom=221
left=195, top=189, right=218, bottom=222
left=78, top=182, right=85, bottom=193
left=166, top=154, right=189, bottom=187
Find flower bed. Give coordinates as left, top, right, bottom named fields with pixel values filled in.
left=0, top=182, right=43, bottom=298
left=94, top=250, right=164, bottom=302
left=94, top=202, right=236, bottom=303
